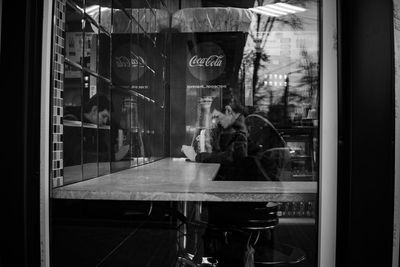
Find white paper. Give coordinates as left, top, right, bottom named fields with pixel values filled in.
left=181, top=145, right=197, bottom=162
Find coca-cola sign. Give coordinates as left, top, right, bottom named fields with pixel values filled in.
left=187, top=42, right=225, bottom=81
left=115, top=51, right=146, bottom=68
left=112, top=43, right=146, bottom=82
left=189, top=55, right=224, bottom=67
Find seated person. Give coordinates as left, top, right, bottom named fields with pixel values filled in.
left=182, top=97, right=261, bottom=181
left=182, top=98, right=265, bottom=266
left=84, top=94, right=130, bottom=161
left=64, top=93, right=129, bottom=165
left=83, top=94, right=111, bottom=125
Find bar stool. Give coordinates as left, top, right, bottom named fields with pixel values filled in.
left=196, top=202, right=306, bottom=267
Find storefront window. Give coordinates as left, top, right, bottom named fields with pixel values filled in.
left=58, top=0, right=167, bottom=185
left=50, top=1, right=325, bottom=266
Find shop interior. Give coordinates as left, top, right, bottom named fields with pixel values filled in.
left=52, top=0, right=320, bottom=266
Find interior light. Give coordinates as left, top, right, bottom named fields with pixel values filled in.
left=249, top=8, right=279, bottom=17
left=275, top=3, right=307, bottom=12
left=85, top=5, right=99, bottom=14
left=265, top=4, right=298, bottom=14
left=258, top=6, right=288, bottom=16
left=249, top=3, right=306, bottom=17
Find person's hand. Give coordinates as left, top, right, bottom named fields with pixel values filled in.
left=181, top=145, right=197, bottom=161
left=211, top=109, right=224, bottom=120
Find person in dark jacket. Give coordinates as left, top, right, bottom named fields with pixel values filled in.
left=82, top=93, right=111, bottom=126
left=194, top=97, right=250, bottom=181
left=185, top=97, right=259, bottom=267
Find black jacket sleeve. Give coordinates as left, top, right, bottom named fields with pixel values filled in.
left=195, top=131, right=248, bottom=164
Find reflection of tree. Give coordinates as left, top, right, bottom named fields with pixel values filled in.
left=249, top=0, right=305, bottom=102
left=297, top=46, right=319, bottom=108
left=271, top=46, right=318, bottom=126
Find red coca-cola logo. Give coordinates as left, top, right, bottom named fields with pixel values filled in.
left=188, top=42, right=225, bottom=81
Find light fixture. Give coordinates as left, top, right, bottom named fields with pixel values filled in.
left=249, top=8, right=279, bottom=17
left=264, top=4, right=298, bottom=14
left=85, top=5, right=99, bottom=15
left=249, top=2, right=306, bottom=17
left=259, top=6, right=288, bottom=16
left=275, top=3, right=306, bottom=12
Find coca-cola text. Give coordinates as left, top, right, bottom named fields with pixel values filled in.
left=189, top=55, right=224, bottom=67
left=115, top=51, right=145, bottom=68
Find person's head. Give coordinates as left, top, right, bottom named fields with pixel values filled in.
left=217, top=96, right=245, bottom=129
left=83, top=94, right=111, bottom=125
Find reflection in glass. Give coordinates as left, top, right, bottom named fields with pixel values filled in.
left=240, top=0, right=319, bottom=181
left=124, top=96, right=145, bottom=165
left=65, top=3, right=83, bottom=67
left=82, top=76, right=98, bottom=180
left=85, top=0, right=100, bottom=23
left=136, top=96, right=146, bottom=165
left=82, top=126, right=98, bottom=180
left=110, top=89, right=132, bottom=172
left=63, top=63, right=82, bottom=185
left=100, top=3, right=112, bottom=33
left=69, top=0, right=84, bottom=10
left=83, top=19, right=99, bottom=73
left=53, top=1, right=322, bottom=267
left=98, top=33, right=111, bottom=78
left=98, top=127, right=111, bottom=176
left=98, top=79, right=111, bottom=176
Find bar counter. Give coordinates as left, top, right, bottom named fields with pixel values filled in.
left=53, top=158, right=317, bottom=202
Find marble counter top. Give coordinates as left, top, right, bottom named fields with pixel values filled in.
left=53, top=158, right=317, bottom=202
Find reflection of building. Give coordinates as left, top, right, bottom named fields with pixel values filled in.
left=241, top=29, right=318, bottom=125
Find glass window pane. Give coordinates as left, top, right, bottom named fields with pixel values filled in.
left=82, top=73, right=100, bottom=180
left=82, top=19, right=99, bottom=73
left=85, top=0, right=100, bottom=24
left=65, top=3, right=83, bottom=66
left=112, top=1, right=133, bottom=34
left=98, top=79, right=111, bottom=176
left=69, top=0, right=84, bottom=10
left=63, top=63, right=83, bottom=185
left=51, top=1, right=323, bottom=267
left=110, top=88, right=132, bottom=172
left=100, top=1, right=112, bottom=33
left=136, top=95, right=146, bottom=165
left=98, top=33, right=111, bottom=78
